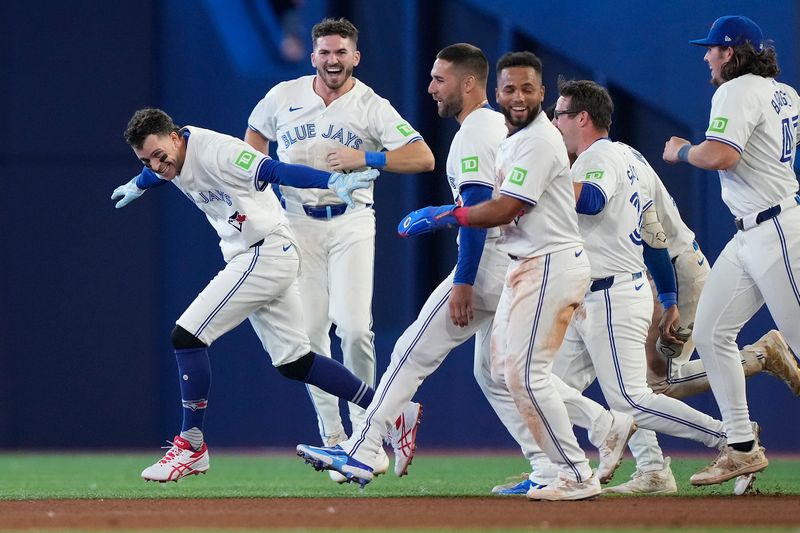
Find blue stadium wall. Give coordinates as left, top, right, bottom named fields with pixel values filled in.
left=2, top=0, right=798, bottom=452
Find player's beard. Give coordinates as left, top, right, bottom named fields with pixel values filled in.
left=501, top=104, right=540, bottom=130
left=437, top=93, right=464, bottom=118
left=317, top=63, right=355, bottom=91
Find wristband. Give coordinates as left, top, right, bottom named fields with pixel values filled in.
left=365, top=151, right=387, bottom=169
left=658, top=292, right=678, bottom=309
left=453, top=206, right=470, bottom=227
left=677, top=144, right=691, bottom=163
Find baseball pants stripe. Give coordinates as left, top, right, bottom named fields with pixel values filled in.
left=602, top=289, right=724, bottom=440
left=522, top=254, right=583, bottom=481
left=348, top=288, right=452, bottom=456
left=774, top=218, right=800, bottom=307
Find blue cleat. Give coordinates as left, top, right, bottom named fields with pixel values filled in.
left=296, top=444, right=374, bottom=488
left=491, top=476, right=548, bottom=496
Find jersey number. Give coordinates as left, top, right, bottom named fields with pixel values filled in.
left=780, top=115, right=799, bottom=163
left=628, top=191, right=643, bottom=246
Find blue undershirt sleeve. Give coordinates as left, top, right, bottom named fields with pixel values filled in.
left=575, top=182, right=606, bottom=215
left=454, top=184, right=493, bottom=285
left=642, top=242, right=678, bottom=308
left=255, top=158, right=330, bottom=191
left=135, top=167, right=168, bottom=189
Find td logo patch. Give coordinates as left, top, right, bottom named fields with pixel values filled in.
left=509, top=167, right=527, bottom=185
left=584, top=170, right=604, bottom=180
left=708, top=117, right=729, bottom=133
left=235, top=150, right=256, bottom=170
left=461, top=156, right=479, bottom=173
left=396, top=123, right=415, bottom=137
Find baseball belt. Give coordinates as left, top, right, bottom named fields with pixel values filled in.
left=735, top=194, right=800, bottom=231
left=590, top=271, right=643, bottom=292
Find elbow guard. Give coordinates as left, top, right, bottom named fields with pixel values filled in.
left=641, top=206, right=668, bottom=249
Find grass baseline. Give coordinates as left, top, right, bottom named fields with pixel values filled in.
left=0, top=452, right=798, bottom=500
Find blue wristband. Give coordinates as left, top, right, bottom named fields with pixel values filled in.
left=365, top=151, right=387, bottom=169
left=677, top=144, right=691, bottom=163
left=658, top=292, right=678, bottom=309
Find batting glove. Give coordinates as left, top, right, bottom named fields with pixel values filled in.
left=110, top=177, right=145, bottom=209
left=398, top=205, right=458, bottom=237
left=328, top=169, right=380, bottom=208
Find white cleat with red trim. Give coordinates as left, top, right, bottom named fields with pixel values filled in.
left=388, top=401, right=422, bottom=477
left=141, top=435, right=210, bottom=482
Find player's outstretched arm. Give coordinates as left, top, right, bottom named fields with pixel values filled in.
left=110, top=168, right=168, bottom=208
left=256, top=158, right=378, bottom=208
left=327, top=140, right=435, bottom=174
left=663, top=137, right=740, bottom=170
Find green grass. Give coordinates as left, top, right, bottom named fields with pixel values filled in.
left=1, top=452, right=799, bottom=500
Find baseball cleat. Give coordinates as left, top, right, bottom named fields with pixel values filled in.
left=323, top=432, right=350, bottom=484
left=491, top=473, right=548, bottom=496
left=141, top=435, right=209, bottom=482
left=690, top=444, right=768, bottom=486
left=733, top=473, right=756, bottom=496
left=388, top=401, right=422, bottom=477
left=749, top=330, right=800, bottom=395
left=296, top=444, right=374, bottom=488
left=596, top=411, right=637, bottom=484
left=603, top=456, right=678, bottom=494
left=526, top=472, right=601, bottom=501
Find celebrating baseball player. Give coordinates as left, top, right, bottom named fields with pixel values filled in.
left=244, top=18, right=434, bottom=477
left=663, top=15, right=800, bottom=486
left=111, top=108, right=412, bottom=482
left=535, top=80, right=739, bottom=492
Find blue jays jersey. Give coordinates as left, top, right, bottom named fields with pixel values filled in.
left=248, top=76, right=423, bottom=207
left=171, top=127, right=289, bottom=262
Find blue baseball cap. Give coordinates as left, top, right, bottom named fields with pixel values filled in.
left=689, top=15, right=764, bottom=51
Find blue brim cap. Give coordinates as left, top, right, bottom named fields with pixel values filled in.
left=689, top=15, right=764, bottom=51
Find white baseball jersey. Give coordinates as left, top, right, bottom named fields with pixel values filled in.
left=445, top=106, right=507, bottom=239
left=572, top=139, right=646, bottom=278
left=706, top=73, right=800, bottom=217
left=171, top=126, right=290, bottom=262
left=496, top=111, right=583, bottom=258
left=617, top=142, right=696, bottom=258
left=247, top=75, right=423, bottom=207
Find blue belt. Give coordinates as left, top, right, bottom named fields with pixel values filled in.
left=281, top=197, right=372, bottom=219
left=735, top=195, right=800, bottom=231
left=590, top=271, right=643, bottom=292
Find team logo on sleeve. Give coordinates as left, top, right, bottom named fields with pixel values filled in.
left=508, top=167, right=528, bottom=185
left=234, top=150, right=256, bottom=170
left=461, top=156, right=479, bottom=173
left=584, top=170, right=604, bottom=180
left=227, top=211, right=247, bottom=232
left=707, top=117, right=729, bottom=133
left=396, top=123, right=415, bottom=137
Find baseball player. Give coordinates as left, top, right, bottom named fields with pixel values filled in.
left=664, top=15, right=800, bottom=486
left=541, top=80, right=736, bottom=489
left=244, top=18, right=435, bottom=474
left=112, top=108, right=401, bottom=482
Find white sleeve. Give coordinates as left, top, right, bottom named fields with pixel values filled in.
left=705, top=83, right=758, bottom=154
left=571, top=149, right=619, bottom=204
left=247, top=84, right=281, bottom=141
left=214, top=136, right=270, bottom=187
left=366, top=97, right=424, bottom=151
left=499, top=138, right=559, bottom=205
left=453, top=125, right=497, bottom=191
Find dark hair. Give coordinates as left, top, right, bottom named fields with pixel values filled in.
left=557, top=78, right=613, bottom=131
left=720, top=42, right=780, bottom=81
left=495, top=51, right=543, bottom=78
left=124, top=108, right=179, bottom=149
left=312, top=17, right=358, bottom=46
left=436, top=43, right=489, bottom=84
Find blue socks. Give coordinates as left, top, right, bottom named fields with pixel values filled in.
left=175, top=348, right=211, bottom=438
left=304, top=354, right=374, bottom=409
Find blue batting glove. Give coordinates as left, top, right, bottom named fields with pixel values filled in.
left=328, top=169, right=380, bottom=208
left=110, top=176, right=145, bottom=208
left=397, top=205, right=458, bottom=237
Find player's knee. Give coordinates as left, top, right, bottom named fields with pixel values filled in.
left=277, top=352, right=315, bottom=381
left=171, top=325, right=207, bottom=350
